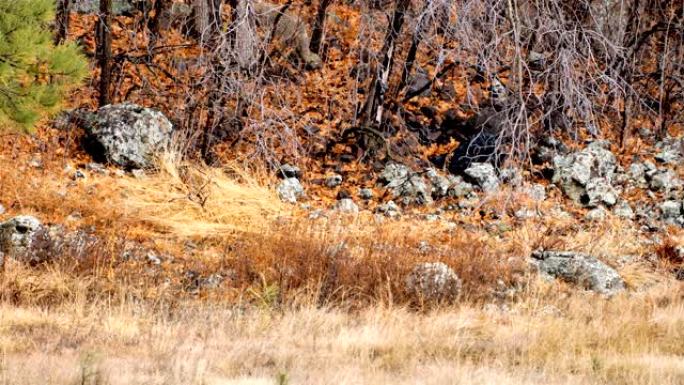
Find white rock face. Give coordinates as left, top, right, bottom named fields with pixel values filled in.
left=464, top=162, right=500, bottom=192
left=405, top=262, right=461, bottom=302
left=277, top=178, right=305, bottom=203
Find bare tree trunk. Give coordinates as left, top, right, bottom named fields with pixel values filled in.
left=398, top=0, right=431, bottom=94
left=55, top=0, right=71, bottom=44
left=309, top=0, right=334, bottom=55
left=97, top=0, right=113, bottom=107
left=193, top=0, right=222, bottom=47
left=360, top=0, right=410, bottom=127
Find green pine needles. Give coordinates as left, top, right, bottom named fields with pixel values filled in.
left=0, top=0, right=87, bottom=133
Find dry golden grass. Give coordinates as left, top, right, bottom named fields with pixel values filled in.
left=2, top=147, right=684, bottom=384
left=0, top=280, right=682, bottom=385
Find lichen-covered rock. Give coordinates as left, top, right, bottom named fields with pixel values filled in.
left=0, top=216, right=43, bottom=264
left=83, top=103, right=173, bottom=169
left=325, top=174, right=343, bottom=188
left=426, top=168, right=450, bottom=198
left=612, top=201, right=635, bottom=219
left=405, top=262, right=461, bottom=302
left=334, top=198, right=359, bottom=214
left=654, top=137, right=683, bottom=164
left=0, top=216, right=98, bottom=267
left=649, top=169, right=682, bottom=192
left=552, top=141, right=618, bottom=206
left=376, top=200, right=401, bottom=218
left=464, top=162, right=499, bottom=192
left=531, top=250, right=625, bottom=296
left=379, top=163, right=432, bottom=205
left=277, top=178, right=305, bottom=203
left=278, top=164, right=302, bottom=179
left=358, top=188, right=374, bottom=200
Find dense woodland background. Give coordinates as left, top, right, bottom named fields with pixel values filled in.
left=4, top=0, right=675, bottom=175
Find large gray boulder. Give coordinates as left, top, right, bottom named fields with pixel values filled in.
left=379, top=163, right=432, bottom=205
left=552, top=141, right=619, bottom=207
left=531, top=250, right=625, bottom=296
left=83, top=103, right=173, bottom=169
left=464, top=162, right=500, bottom=192
left=0, top=216, right=99, bottom=268
left=405, top=262, right=461, bottom=302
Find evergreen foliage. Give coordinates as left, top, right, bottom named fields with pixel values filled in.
left=0, top=0, right=87, bottom=132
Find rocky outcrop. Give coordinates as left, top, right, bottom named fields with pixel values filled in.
left=464, top=162, right=500, bottom=192
left=0, top=216, right=98, bottom=268
left=552, top=141, right=619, bottom=207
left=531, top=250, right=625, bottom=296
left=82, top=103, right=173, bottom=169
left=379, top=163, right=432, bottom=205
left=405, top=262, right=461, bottom=302
left=277, top=178, right=305, bottom=203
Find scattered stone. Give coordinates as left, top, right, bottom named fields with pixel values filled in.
left=654, top=137, right=683, bottom=164
left=358, top=188, right=374, bottom=200
left=552, top=141, right=618, bottom=206
left=131, top=169, right=146, bottom=179
left=585, top=206, right=608, bottom=222
left=649, top=169, right=682, bottom=192
left=525, top=184, right=547, bottom=201
left=660, top=200, right=682, bottom=219
left=627, top=163, right=648, bottom=186
left=72, top=170, right=87, bottom=180
left=0, top=204, right=4, bottom=216
left=85, top=162, right=107, bottom=174
left=0, top=216, right=43, bottom=265
left=405, top=262, right=461, bottom=302
left=278, top=164, right=301, bottom=179
left=83, top=103, right=173, bottom=169
left=499, top=167, right=522, bottom=186
left=379, top=163, right=432, bottom=205
left=531, top=250, right=625, bottom=296
left=184, top=271, right=225, bottom=293
left=28, top=158, right=43, bottom=169
left=277, top=178, right=305, bottom=203
left=447, top=176, right=475, bottom=198
left=464, top=162, right=499, bottom=192
left=514, top=208, right=538, bottom=220
left=423, top=214, right=440, bottom=222
left=334, top=198, right=359, bottom=214
left=325, top=174, right=343, bottom=188
left=426, top=168, right=450, bottom=198
left=376, top=200, right=401, bottom=218
left=612, top=201, right=635, bottom=219
left=0, top=216, right=99, bottom=267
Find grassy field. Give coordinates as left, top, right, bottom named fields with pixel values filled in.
left=1, top=150, right=683, bottom=384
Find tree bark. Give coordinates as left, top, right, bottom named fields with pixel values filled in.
left=97, top=0, right=113, bottom=107
left=309, top=0, right=334, bottom=55
left=55, top=0, right=71, bottom=44
left=360, top=0, right=410, bottom=127
left=193, top=0, right=222, bottom=47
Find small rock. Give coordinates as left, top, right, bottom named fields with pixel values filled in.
left=358, top=188, right=374, bottom=200
left=447, top=176, right=474, bottom=198
left=423, top=214, right=440, bottom=222
left=660, top=200, right=682, bottom=219
left=28, top=158, right=44, bottom=169
left=426, top=168, right=451, bottom=198
left=73, top=170, right=87, bottom=180
left=277, top=178, right=305, bottom=203
left=131, top=169, right=146, bottom=179
left=325, top=174, right=343, bottom=188
left=334, top=198, right=359, bottom=214
left=515, top=208, right=538, bottom=220
left=405, top=262, right=461, bottom=302
left=464, top=162, right=499, bottom=192
left=584, top=178, right=619, bottom=207
left=525, top=184, right=547, bottom=201
left=0, top=204, right=5, bottom=215
left=585, top=206, right=608, bottom=222
left=379, top=163, right=432, bottom=205
left=278, top=164, right=301, bottom=179
left=85, top=162, right=107, bottom=174
left=376, top=200, right=401, bottom=218
left=612, top=201, right=635, bottom=219
left=649, top=169, right=682, bottom=192
left=531, top=250, right=625, bottom=295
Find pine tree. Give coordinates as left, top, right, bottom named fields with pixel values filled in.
left=0, top=0, right=87, bottom=133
